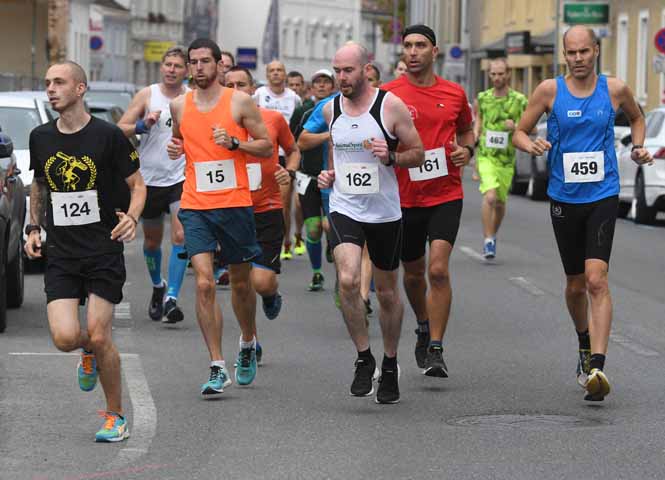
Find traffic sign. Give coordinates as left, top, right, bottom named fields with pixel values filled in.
left=655, top=28, right=665, bottom=55
left=449, top=46, right=463, bottom=59
left=237, top=48, right=258, bottom=70
left=563, top=2, right=609, bottom=25
left=90, top=36, right=103, bottom=51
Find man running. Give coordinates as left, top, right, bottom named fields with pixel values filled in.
left=287, top=70, right=309, bottom=105
left=167, top=38, right=272, bottom=396
left=318, top=42, right=424, bottom=404
left=254, top=60, right=303, bottom=259
left=473, top=58, right=527, bottom=259
left=382, top=25, right=474, bottom=377
left=118, top=46, right=189, bottom=323
left=513, top=26, right=651, bottom=402
left=367, top=64, right=381, bottom=88
left=25, top=61, right=146, bottom=442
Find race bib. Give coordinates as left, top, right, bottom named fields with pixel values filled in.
left=563, top=151, right=604, bottom=183
left=339, top=163, right=379, bottom=195
left=408, top=147, right=448, bottom=181
left=51, top=190, right=100, bottom=227
left=195, top=159, right=237, bottom=192
left=295, top=171, right=311, bottom=196
left=246, top=163, right=262, bottom=191
left=485, top=130, right=509, bottom=149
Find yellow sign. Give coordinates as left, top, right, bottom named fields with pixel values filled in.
left=144, top=41, right=175, bottom=62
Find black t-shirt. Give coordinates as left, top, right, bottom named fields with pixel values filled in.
left=29, top=116, right=140, bottom=258
left=291, top=106, right=326, bottom=177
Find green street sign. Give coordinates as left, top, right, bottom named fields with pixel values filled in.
left=564, top=2, right=609, bottom=25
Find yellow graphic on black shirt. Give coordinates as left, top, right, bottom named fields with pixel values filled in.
left=45, top=152, right=97, bottom=192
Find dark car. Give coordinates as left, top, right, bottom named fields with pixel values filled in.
left=0, top=126, right=26, bottom=332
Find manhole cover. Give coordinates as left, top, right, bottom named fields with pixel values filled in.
left=447, top=414, right=606, bottom=429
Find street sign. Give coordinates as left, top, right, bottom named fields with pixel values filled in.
left=237, top=48, right=258, bottom=70
left=563, top=2, right=609, bottom=25
left=90, top=36, right=103, bottom=51
left=655, top=28, right=665, bottom=55
left=449, top=46, right=463, bottom=59
left=144, top=41, right=175, bottom=62
left=653, top=54, right=665, bottom=74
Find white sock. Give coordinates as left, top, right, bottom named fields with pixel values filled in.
left=484, top=237, right=494, bottom=244
left=211, top=360, right=225, bottom=369
left=239, top=336, right=256, bottom=350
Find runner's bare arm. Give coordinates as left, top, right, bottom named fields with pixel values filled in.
left=169, top=95, right=185, bottom=140
left=513, top=79, right=555, bottom=155
left=111, top=170, right=146, bottom=242
left=317, top=103, right=335, bottom=188
left=283, top=143, right=301, bottom=172
left=236, top=92, right=272, bottom=158
left=473, top=99, right=482, bottom=143
left=388, top=95, right=424, bottom=168
left=298, top=130, right=330, bottom=151
left=117, top=87, right=150, bottom=137
left=24, top=178, right=48, bottom=258
left=609, top=79, right=652, bottom=165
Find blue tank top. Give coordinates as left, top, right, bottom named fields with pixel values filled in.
left=547, top=75, right=618, bottom=203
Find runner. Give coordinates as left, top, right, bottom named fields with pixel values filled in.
left=167, top=38, right=272, bottom=396
left=393, top=57, right=407, bottom=79
left=25, top=61, right=146, bottom=442
left=287, top=70, right=309, bottom=105
left=318, top=42, right=424, bottom=404
left=225, top=66, right=300, bottom=362
left=473, top=58, right=527, bottom=259
left=294, top=69, right=336, bottom=292
left=254, top=61, right=303, bottom=259
left=382, top=24, right=474, bottom=377
left=367, top=64, right=381, bottom=88
left=118, top=46, right=189, bottom=324
left=513, top=26, right=651, bottom=402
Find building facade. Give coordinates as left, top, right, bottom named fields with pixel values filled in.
left=89, top=2, right=132, bottom=82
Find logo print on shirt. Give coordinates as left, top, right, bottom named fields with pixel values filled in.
left=567, top=110, right=582, bottom=118
left=351, top=124, right=359, bottom=129
left=406, top=104, right=419, bottom=120
left=551, top=204, right=564, bottom=218
left=362, top=139, right=373, bottom=150
left=436, top=103, right=445, bottom=108
left=45, top=152, right=97, bottom=192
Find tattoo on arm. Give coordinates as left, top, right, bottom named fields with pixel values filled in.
left=30, top=178, right=48, bottom=226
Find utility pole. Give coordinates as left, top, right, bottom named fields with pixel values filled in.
left=553, top=0, right=560, bottom=77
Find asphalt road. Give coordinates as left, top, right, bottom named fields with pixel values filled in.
left=1, top=174, right=664, bottom=480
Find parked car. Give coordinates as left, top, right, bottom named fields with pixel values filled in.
left=0, top=126, right=26, bottom=332
left=86, top=81, right=136, bottom=111
left=617, top=106, right=665, bottom=224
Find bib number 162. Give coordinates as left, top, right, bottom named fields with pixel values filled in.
left=345, top=172, right=372, bottom=187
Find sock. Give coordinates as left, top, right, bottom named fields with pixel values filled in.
left=143, top=247, right=163, bottom=287
left=417, top=319, right=429, bottom=334
left=484, top=237, right=494, bottom=244
left=430, top=340, right=442, bottom=349
left=357, top=347, right=373, bottom=361
left=240, top=336, right=256, bottom=350
left=382, top=354, right=397, bottom=370
left=211, top=360, right=226, bottom=369
left=589, top=353, right=605, bottom=371
left=576, top=329, right=591, bottom=350
left=166, top=244, right=188, bottom=298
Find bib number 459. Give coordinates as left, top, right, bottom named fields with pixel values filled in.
left=570, top=161, right=597, bottom=176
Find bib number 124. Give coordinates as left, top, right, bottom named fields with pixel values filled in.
left=60, top=201, right=91, bottom=218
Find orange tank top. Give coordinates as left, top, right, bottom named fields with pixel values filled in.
left=180, top=88, right=251, bottom=210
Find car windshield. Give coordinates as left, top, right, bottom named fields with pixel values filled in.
left=90, top=108, right=115, bottom=124
left=86, top=91, right=132, bottom=110
left=0, top=106, right=42, bottom=149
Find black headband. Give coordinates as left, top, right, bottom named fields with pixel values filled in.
left=402, top=24, right=436, bottom=46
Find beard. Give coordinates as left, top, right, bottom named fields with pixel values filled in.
left=194, top=72, right=217, bottom=89
left=340, top=78, right=365, bottom=99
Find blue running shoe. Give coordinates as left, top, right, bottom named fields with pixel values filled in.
left=256, top=342, right=263, bottom=366
left=95, top=411, right=129, bottom=442
left=262, top=293, right=282, bottom=320
left=483, top=238, right=496, bottom=259
left=201, top=365, right=231, bottom=397
left=77, top=350, right=98, bottom=392
left=235, top=347, right=257, bottom=385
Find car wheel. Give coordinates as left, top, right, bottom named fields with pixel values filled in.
left=6, top=233, right=24, bottom=309
left=634, top=170, right=657, bottom=225
left=617, top=201, right=631, bottom=218
left=510, top=175, right=528, bottom=195
left=0, top=241, right=7, bottom=333
left=530, top=175, right=548, bottom=201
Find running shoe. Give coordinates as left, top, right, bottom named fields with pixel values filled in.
left=201, top=365, right=232, bottom=397
left=423, top=345, right=448, bottom=378
left=149, top=281, right=167, bottom=320
left=376, top=364, right=401, bottom=404
left=280, top=246, right=293, bottom=261
left=256, top=342, right=263, bottom=366
left=325, top=243, right=334, bottom=263
left=262, top=293, right=282, bottom=320
left=308, top=272, right=325, bottom=292
left=162, top=298, right=184, bottom=324
left=95, top=411, right=129, bottom=442
left=483, top=238, right=496, bottom=260
left=584, top=368, right=611, bottom=401
left=77, top=350, right=98, bottom=392
left=235, top=347, right=257, bottom=386
left=414, top=328, right=430, bottom=369
left=576, top=348, right=591, bottom=388
left=350, top=355, right=378, bottom=396
left=216, top=270, right=229, bottom=287
left=293, top=237, right=306, bottom=256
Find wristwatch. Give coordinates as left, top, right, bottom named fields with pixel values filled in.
left=287, top=169, right=296, bottom=180
left=25, top=224, right=41, bottom=235
left=463, top=144, right=475, bottom=158
left=229, top=136, right=240, bottom=151
left=386, top=151, right=397, bottom=167
left=631, top=144, right=643, bottom=152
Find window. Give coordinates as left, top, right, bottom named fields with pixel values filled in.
left=616, top=13, right=628, bottom=82
left=636, top=10, right=649, bottom=103
left=646, top=112, right=665, bottom=139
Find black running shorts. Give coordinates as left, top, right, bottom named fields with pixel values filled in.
left=400, top=199, right=463, bottom=263
left=550, top=195, right=618, bottom=276
left=328, top=211, right=402, bottom=271
left=253, top=209, right=285, bottom=273
left=142, top=181, right=183, bottom=220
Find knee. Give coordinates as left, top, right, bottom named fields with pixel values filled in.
left=375, top=285, right=399, bottom=305
left=566, top=279, right=587, bottom=299
left=143, top=237, right=160, bottom=251
left=196, top=276, right=216, bottom=301
left=484, top=191, right=498, bottom=208
left=428, top=264, right=450, bottom=288
left=305, top=220, right=322, bottom=242
left=51, top=331, right=79, bottom=352
left=231, top=276, right=252, bottom=297
left=172, top=229, right=185, bottom=245
left=585, top=272, right=608, bottom=297
left=403, top=267, right=425, bottom=289
left=87, top=329, right=112, bottom=353
left=338, top=270, right=360, bottom=296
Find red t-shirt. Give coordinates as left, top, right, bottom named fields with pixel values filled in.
left=247, top=108, right=295, bottom=213
left=381, top=75, right=473, bottom=207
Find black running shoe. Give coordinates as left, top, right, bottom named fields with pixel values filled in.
left=149, top=282, right=166, bottom=321
left=376, top=365, right=400, bottom=404
left=325, top=243, right=334, bottom=263
left=308, top=272, right=324, bottom=292
left=423, top=346, right=448, bottom=378
left=364, top=298, right=373, bottom=316
left=414, top=328, right=429, bottom=368
left=162, top=298, right=184, bottom=324
left=350, top=356, right=378, bottom=396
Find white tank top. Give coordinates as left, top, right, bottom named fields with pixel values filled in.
left=254, top=86, right=301, bottom=156
left=329, top=89, right=401, bottom=223
left=138, top=83, right=186, bottom=187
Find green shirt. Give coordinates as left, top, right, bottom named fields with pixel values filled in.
left=477, top=88, right=528, bottom=166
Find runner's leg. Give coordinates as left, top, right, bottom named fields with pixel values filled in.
left=191, top=252, right=224, bottom=361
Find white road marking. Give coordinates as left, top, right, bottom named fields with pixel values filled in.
left=459, top=245, right=485, bottom=262
left=509, top=276, right=545, bottom=296
left=114, top=302, right=132, bottom=319
left=610, top=333, right=660, bottom=357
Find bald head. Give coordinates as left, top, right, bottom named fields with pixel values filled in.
left=266, top=60, right=286, bottom=88
left=563, top=26, right=598, bottom=50
left=50, top=61, right=88, bottom=87
left=334, top=42, right=370, bottom=68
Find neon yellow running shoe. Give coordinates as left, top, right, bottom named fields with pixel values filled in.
left=280, top=245, right=293, bottom=261
left=293, top=237, right=306, bottom=256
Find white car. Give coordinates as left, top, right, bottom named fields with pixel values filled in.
left=617, top=106, right=665, bottom=224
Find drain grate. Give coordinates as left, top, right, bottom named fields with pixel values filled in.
left=447, top=414, right=607, bottom=429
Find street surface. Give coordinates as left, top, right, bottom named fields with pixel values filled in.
left=1, top=173, right=664, bottom=480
